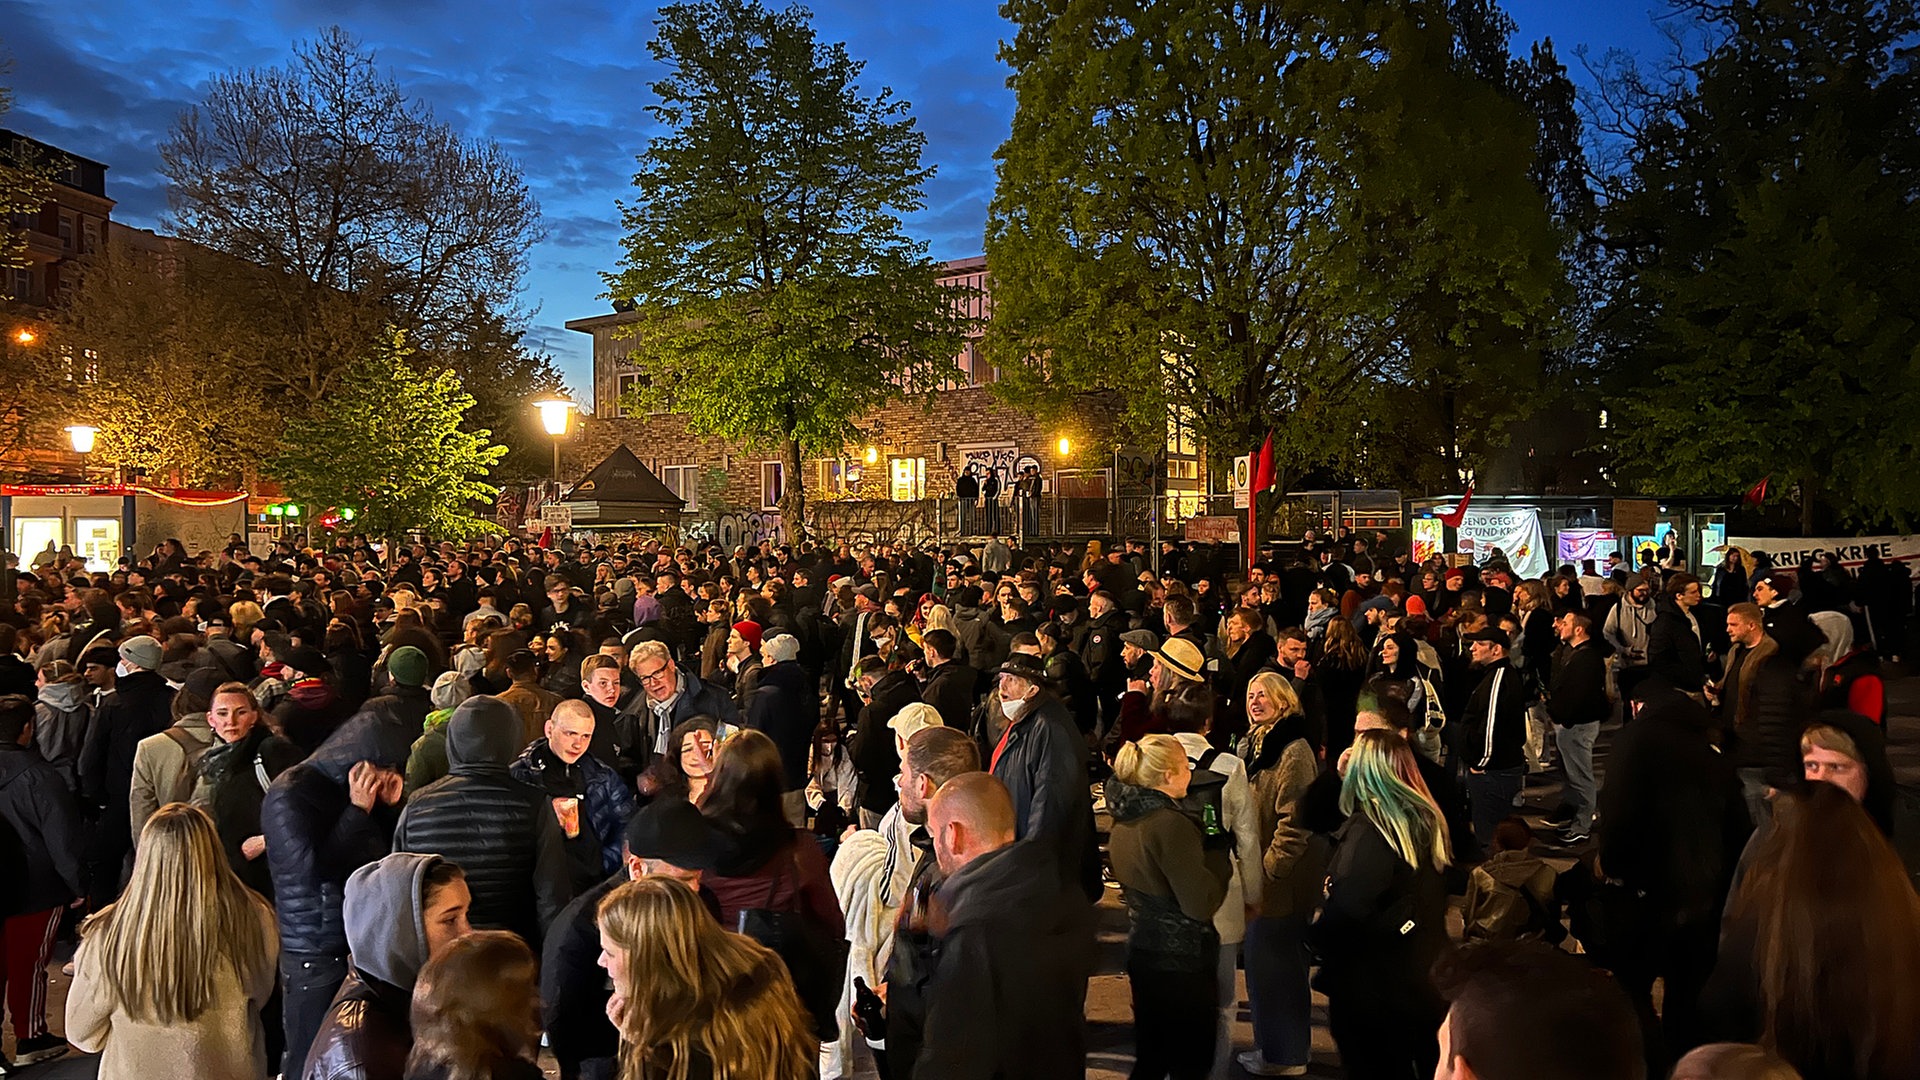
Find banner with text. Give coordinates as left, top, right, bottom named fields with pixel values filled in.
left=1556, top=529, right=1619, bottom=565
left=1728, top=535, right=1920, bottom=572
left=1459, top=507, right=1549, bottom=579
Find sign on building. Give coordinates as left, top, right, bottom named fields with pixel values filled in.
left=1185, top=516, right=1243, bottom=544
left=540, top=504, right=574, bottom=531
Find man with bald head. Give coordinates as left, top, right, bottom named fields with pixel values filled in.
left=913, top=773, right=1096, bottom=1080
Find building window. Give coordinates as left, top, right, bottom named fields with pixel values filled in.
left=659, top=464, right=699, bottom=513
left=82, top=221, right=99, bottom=254
left=58, top=217, right=73, bottom=251
left=760, top=462, right=784, bottom=510
left=612, top=372, right=646, bottom=417
left=9, top=267, right=31, bottom=302
left=888, top=457, right=926, bottom=502
left=812, top=458, right=854, bottom=497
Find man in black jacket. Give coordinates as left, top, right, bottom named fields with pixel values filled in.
left=393, top=696, right=572, bottom=948
left=918, top=628, right=973, bottom=730
left=1077, top=591, right=1127, bottom=737
left=261, top=705, right=411, bottom=1077
left=77, top=635, right=175, bottom=910
left=850, top=654, right=921, bottom=828
left=1545, top=612, right=1610, bottom=843
left=1646, top=574, right=1706, bottom=696
left=744, top=633, right=817, bottom=824
left=1459, top=628, right=1529, bottom=850
left=985, top=654, right=1101, bottom=900
left=913, top=773, right=1096, bottom=1079
left=0, top=696, right=85, bottom=1068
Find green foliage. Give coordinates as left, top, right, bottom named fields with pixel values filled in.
left=0, top=72, right=56, bottom=281
left=605, top=0, right=968, bottom=529
left=982, top=0, right=1565, bottom=492
left=267, top=334, right=507, bottom=539
left=1605, top=0, right=1920, bottom=531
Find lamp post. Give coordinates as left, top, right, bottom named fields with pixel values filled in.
left=533, top=396, right=575, bottom=491
left=65, top=425, right=98, bottom=455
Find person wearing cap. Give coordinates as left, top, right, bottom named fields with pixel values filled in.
left=986, top=652, right=1101, bottom=900
left=77, top=634, right=177, bottom=909
left=850, top=653, right=922, bottom=828
left=1119, top=628, right=1160, bottom=684
left=541, top=797, right=728, bottom=1080
left=722, top=620, right=764, bottom=707
left=128, top=666, right=225, bottom=841
left=1460, top=628, right=1530, bottom=849
left=746, top=633, right=816, bottom=823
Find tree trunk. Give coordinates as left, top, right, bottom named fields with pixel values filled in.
left=1799, top=473, right=1817, bottom=537
left=778, top=436, right=807, bottom=545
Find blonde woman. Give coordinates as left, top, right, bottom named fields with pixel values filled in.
left=66, top=803, right=279, bottom=1079
left=1236, top=671, right=1326, bottom=1077
left=596, top=875, right=816, bottom=1080
left=1106, top=733, right=1230, bottom=1079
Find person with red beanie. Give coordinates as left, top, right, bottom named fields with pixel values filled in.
left=723, top=621, right=764, bottom=705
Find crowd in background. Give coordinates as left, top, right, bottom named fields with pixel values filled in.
left=0, top=523, right=1914, bottom=1080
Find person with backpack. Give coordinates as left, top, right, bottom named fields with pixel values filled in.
left=1156, top=682, right=1262, bottom=1080
left=192, top=681, right=302, bottom=898
left=1462, top=817, right=1563, bottom=944
left=1108, top=734, right=1233, bottom=1079
left=127, top=666, right=224, bottom=841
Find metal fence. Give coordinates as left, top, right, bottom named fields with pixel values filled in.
left=803, top=493, right=1244, bottom=547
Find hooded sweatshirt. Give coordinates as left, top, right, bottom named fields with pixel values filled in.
left=303, top=852, right=444, bottom=1080
left=34, top=679, right=90, bottom=788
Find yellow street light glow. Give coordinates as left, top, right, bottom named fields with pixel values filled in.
left=65, top=425, right=98, bottom=454
left=533, top=397, right=575, bottom=436
left=864, top=445, right=879, bottom=465
left=14, top=329, right=35, bottom=345
left=1056, top=436, right=1072, bottom=456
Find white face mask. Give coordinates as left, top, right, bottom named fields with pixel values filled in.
left=1000, top=697, right=1025, bottom=720
left=115, top=660, right=135, bottom=678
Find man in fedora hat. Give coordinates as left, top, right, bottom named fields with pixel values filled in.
left=985, top=653, right=1100, bottom=900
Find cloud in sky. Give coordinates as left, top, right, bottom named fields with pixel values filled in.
left=2, top=0, right=1665, bottom=391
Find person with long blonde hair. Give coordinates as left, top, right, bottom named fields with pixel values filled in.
left=1311, top=730, right=1451, bottom=1080
left=596, top=876, right=816, bottom=1080
left=65, top=802, right=279, bottom=1080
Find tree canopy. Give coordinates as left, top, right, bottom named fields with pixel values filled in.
left=267, top=334, right=507, bottom=539
left=982, top=0, right=1567, bottom=493
left=1602, top=0, right=1920, bottom=532
left=605, top=0, right=968, bottom=533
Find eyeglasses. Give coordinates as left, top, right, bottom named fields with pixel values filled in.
left=636, top=664, right=672, bottom=685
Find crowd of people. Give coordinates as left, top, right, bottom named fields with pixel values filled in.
left=0, top=524, right=1914, bottom=1080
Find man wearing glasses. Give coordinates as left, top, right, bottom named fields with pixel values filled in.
left=617, top=640, right=740, bottom=775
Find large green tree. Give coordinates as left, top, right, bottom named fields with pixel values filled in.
left=267, top=334, right=507, bottom=539
left=605, top=0, right=967, bottom=535
left=983, top=0, right=1565, bottom=494
left=1604, top=0, right=1920, bottom=532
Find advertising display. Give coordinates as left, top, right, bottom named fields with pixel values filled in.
left=1411, top=517, right=1445, bottom=563
left=1729, top=534, right=1920, bottom=571
left=1458, top=507, right=1548, bottom=578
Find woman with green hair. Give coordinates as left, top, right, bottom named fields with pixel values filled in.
left=1310, top=729, right=1452, bottom=1080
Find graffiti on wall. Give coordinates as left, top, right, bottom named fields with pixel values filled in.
left=956, top=443, right=1019, bottom=492
left=1114, top=451, right=1156, bottom=494
left=711, top=509, right=784, bottom=549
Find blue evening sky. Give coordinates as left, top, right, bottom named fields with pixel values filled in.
left=2, top=0, right=1675, bottom=392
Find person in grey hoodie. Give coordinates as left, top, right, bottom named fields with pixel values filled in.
left=302, top=853, right=473, bottom=1080
left=393, top=696, right=573, bottom=948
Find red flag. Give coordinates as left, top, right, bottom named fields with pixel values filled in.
left=1251, top=432, right=1276, bottom=495
left=1742, top=475, right=1770, bottom=507
left=538, top=526, right=554, bottom=549
left=1438, top=483, right=1474, bottom=529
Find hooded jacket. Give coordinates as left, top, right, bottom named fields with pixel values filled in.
left=0, top=740, right=86, bottom=916
left=1646, top=596, right=1706, bottom=692
left=913, top=838, right=1097, bottom=1080
left=78, top=668, right=176, bottom=819
left=302, top=852, right=445, bottom=1080
left=1105, top=783, right=1230, bottom=966
left=744, top=658, right=815, bottom=790
left=509, top=737, right=635, bottom=883
left=261, top=705, right=420, bottom=958
left=393, top=696, right=572, bottom=946
left=33, top=678, right=89, bottom=790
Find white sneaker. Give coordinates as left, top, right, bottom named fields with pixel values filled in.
left=1236, top=1049, right=1307, bottom=1076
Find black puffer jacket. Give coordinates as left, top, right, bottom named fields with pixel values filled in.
left=392, top=696, right=572, bottom=946
left=1646, top=597, right=1706, bottom=692
left=0, top=742, right=86, bottom=917
left=260, top=707, right=418, bottom=957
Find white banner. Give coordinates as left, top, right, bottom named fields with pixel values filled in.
left=1459, top=507, right=1548, bottom=579
left=1728, top=535, right=1920, bottom=571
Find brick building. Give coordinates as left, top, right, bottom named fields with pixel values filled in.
left=564, top=257, right=1210, bottom=546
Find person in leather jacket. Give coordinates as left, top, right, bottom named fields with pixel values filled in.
left=302, top=853, right=472, bottom=1080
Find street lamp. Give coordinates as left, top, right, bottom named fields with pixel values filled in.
left=14, top=329, right=35, bottom=345
left=65, top=425, right=98, bottom=454
left=1056, top=435, right=1072, bottom=457
left=532, top=396, right=575, bottom=487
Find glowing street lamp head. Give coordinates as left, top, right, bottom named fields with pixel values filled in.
left=1056, top=436, right=1073, bottom=457
left=65, top=425, right=98, bottom=454
left=534, top=397, right=574, bottom=436
left=864, top=445, right=879, bottom=465
left=14, top=329, right=35, bottom=345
